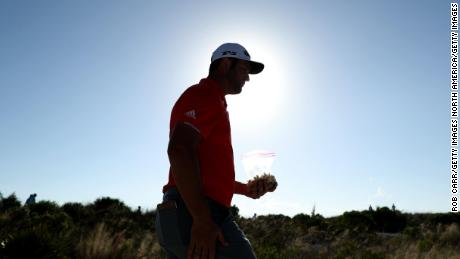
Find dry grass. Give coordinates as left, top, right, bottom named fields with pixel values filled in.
left=77, top=223, right=164, bottom=259
left=386, top=223, right=460, bottom=259
left=58, top=221, right=460, bottom=259
left=388, top=242, right=460, bottom=259
left=440, top=223, right=460, bottom=245
left=77, top=223, right=125, bottom=258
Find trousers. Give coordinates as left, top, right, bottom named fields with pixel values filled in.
left=155, top=188, right=257, bottom=259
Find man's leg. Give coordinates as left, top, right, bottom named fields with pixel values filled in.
left=214, top=214, right=257, bottom=259
left=156, top=207, right=256, bottom=259
left=155, top=189, right=256, bottom=259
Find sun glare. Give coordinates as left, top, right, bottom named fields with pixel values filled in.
left=226, top=42, right=286, bottom=132
left=183, top=28, right=289, bottom=134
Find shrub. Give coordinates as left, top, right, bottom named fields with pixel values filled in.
left=63, top=202, right=90, bottom=221
left=0, top=193, right=21, bottom=212
left=0, top=225, right=71, bottom=258
left=339, top=211, right=376, bottom=232
left=361, top=249, right=385, bottom=259
left=90, top=197, right=131, bottom=219
left=439, top=223, right=460, bottom=246
left=403, top=226, right=421, bottom=239
left=243, top=214, right=295, bottom=250
left=254, top=244, right=283, bottom=259
left=230, top=205, right=240, bottom=220
left=430, top=213, right=460, bottom=226
left=134, top=209, right=156, bottom=231
left=293, top=213, right=327, bottom=232
left=28, top=201, right=61, bottom=215
left=372, top=206, right=406, bottom=233
left=417, top=238, right=433, bottom=252
left=331, top=240, right=357, bottom=259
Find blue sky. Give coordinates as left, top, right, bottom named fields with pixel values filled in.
left=0, top=0, right=449, bottom=217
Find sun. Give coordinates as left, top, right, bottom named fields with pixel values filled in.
left=226, top=44, right=286, bottom=133
left=183, top=30, right=289, bottom=134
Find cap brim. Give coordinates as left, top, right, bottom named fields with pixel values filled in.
left=249, top=61, right=264, bottom=74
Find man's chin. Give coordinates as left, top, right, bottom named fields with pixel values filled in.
left=229, top=87, right=243, bottom=95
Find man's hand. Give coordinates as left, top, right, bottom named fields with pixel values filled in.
left=246, top=174, right=278, bottom=199
left=188, top=217, right=228, bottom=259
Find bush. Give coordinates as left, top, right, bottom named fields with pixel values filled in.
left=230, top=205, right=240, bottom=220
left=90, top=197, right=131, bottom=218
left=293, top=213, right=327, bottom=232
left=0, top=193, right=21, bottom=212
left=28, top=201, right=61, bottom=215
left=0, top=225, right=72, bottom=258
left=4, top=192, right=459, bottom=259
left=331, top=240, right=357, bottom=259
left=62, top=202, right=90, bottom=220
left=134, top=209, right=156, bottom=230
left=254, top=244, right=284, bottom=259
left=439, top=223, right=460, bottom=246
left=430, top=213, right=460, bottom=226
left=372, top=207, right=406, bottom=233
left=242, top=214, right=295, bottom=250
left=361, top=249, right=385, bottom=259
left=403, top=226, right=421, bottom=239
left=339, top=211, right=376, bottom=232
left=417, top=238, right=433, bottom=252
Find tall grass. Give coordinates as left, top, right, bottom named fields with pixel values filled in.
left=77, top=223, right=163, bottom=259
left=1, top=192, right=460, bottom=258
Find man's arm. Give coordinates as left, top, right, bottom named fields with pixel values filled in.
left=234, top=181, right=249, bottom=196
left=168, top=122, right=211, bottom=220
left=168, top=122, right=227, bottom=259
left=235, top=180, right=264, bottom=199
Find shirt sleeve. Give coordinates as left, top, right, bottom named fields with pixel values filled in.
left=171, top=93, right=224, bottom=139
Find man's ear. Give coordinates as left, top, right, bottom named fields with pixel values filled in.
left=218, top=58, right=232, bottom=74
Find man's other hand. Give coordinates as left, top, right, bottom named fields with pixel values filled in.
left=188, top=217, right=228, bottom=259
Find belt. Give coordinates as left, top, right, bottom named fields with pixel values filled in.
left=159, top=188, right=229, bottom=215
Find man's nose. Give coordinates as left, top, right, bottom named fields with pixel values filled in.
left=246, top=74, right=250, bottom=82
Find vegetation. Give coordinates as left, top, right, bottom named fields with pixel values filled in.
left=1, top=192, right=459, bottom=258
left=0, top=193, right=162, bottom=258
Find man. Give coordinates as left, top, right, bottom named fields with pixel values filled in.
left=25, top=193, right=37, bottom=205
left=156, top=43, right=277, bottom=259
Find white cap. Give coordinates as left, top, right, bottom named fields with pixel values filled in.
left=211, top=43, right=264, bottom=74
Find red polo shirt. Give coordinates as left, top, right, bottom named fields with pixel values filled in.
left=163, top=78, right=235, bottom=208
